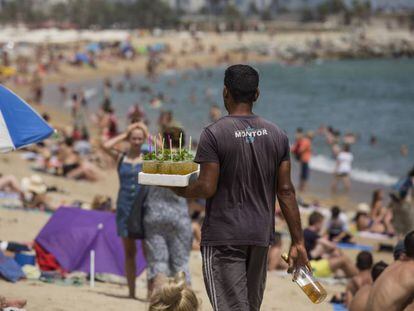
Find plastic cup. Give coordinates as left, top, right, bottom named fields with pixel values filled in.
left=142, top=161, right=158, bottom=174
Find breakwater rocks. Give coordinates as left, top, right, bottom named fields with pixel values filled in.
left=234, top=30, right=414, bottom=61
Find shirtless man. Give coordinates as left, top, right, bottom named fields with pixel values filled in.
left=349, top=261, right=388, bottom=311
left=366, top=230, right=414, bottom=311
left=345, top=251, right=373, bottom=305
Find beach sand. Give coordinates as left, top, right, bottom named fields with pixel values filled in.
left=0, top=204, right=394, bottom=311
left=0, top=29, right=399, bottom=310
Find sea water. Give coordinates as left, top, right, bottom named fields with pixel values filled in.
left=49, top=58, right=414, bottom=186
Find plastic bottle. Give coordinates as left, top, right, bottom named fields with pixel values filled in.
left=281, top=253, right=327, bottom=304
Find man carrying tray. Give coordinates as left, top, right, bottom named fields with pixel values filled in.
left=173, top=64, right=308, bottom=310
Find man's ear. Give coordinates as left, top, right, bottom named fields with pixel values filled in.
left=254, top=88, right=260, bottom=102
left=223, top=86, right=228, bottom=99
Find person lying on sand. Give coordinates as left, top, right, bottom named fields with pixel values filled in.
left=354, top=210, right=394, bottom=236
left=0, top=296, right=27, bottom=309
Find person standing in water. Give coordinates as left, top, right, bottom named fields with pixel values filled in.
left=332, top=144, right=353, bottom=193
left=172, top=65, right=308, bottom=310
left=102, top=122, right=148, bottom=298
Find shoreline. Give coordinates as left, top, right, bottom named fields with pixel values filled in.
left=39, top=59, right=399, bottom=211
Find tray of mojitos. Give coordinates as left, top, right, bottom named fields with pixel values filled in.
left=138, top=137, right=199, bottom=187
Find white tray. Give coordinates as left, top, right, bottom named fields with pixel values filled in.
left=138, top=171, right=199, bottom=187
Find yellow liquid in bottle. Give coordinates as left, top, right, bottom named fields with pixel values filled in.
left=281, top=253, right=327, bottom=304
left=300, top=282, right=327, bottom=304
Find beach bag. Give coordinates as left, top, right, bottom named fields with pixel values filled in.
left=127, top=185, right=149, bottom=239
left=0, top=251, right=24, bottom=282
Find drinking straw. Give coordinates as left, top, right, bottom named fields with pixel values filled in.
left=162, top=137, right=165, bottom=157
left=148, top=134, right=152, bottom=154
left=179, top=132, right=182, bottom=156
left=189, top=136, right=192, bottom=153
left=169, top=137, right=173, bottom=161
left=154, top=134, right=157, bottom=157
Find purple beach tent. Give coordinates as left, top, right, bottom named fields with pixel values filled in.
left=0, top=85, right=54, bottom=152
left=35, top=207, right=146, bottom=277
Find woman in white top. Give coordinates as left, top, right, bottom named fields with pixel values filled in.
left=332, top=144, right=353, bottom=193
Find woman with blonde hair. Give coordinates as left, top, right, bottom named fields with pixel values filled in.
left=149, top=272, right=199, bottom=311
left=102, top=122, right=148, bottom=298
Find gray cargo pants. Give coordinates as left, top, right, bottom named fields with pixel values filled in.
left=201, top=245, right=268, bottom=311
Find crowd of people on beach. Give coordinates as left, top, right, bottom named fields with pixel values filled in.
left=1, top=40, right=414, bottom=311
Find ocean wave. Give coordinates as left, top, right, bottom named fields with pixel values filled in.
left=309, top=154, right=399, bottom=186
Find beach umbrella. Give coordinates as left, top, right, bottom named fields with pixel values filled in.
left=35, top=207, right=146, bottom=276
left=0, top=85, right=54, bottom=153
left=75, top=53, right=89, bottom=64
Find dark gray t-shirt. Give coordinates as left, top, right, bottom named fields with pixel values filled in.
left=195, top=115, right=290, bottom=246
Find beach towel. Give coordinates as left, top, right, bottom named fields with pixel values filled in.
left=0, top=251, right=24, bottom=282
left=357, top=231, right=392, bottom=240
left=337, top=243, right=373, bottom=251
left=331, top=303, right=348, bottom=311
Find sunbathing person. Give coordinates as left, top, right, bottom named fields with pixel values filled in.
left=0, top=173, right=24, bottom=198
left=366, top=230, right=414, bottom=311
left=0, top=296, right=27, bottom=309
left=345, top=251, right=373, bottom=305
left=355, top=211, right=394, bottom=236
left=349, top=261, right=388, bottom=311
left=21, top=175, right=51, bottom=210
left=56, top=137, right=101, bottom=181
left=304, top=212, right=358, bottom=278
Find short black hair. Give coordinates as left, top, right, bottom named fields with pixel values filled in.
left=224, top=64, right=259, bottom=103
left=309, top=211, right=324, bottom=226
left=343, top=144, right=351, bottom=152
left=371, top=261, right=388, bottom=282
left=356, top=251, right=373, bottom=271
left=331, top=206, right=341, bottom=219
left=409, top=166, right=414, bottom=177
left=404, top=230, right=414, bottom=258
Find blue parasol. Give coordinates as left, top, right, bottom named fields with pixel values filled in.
left=0, top=85, right=54, bottom=152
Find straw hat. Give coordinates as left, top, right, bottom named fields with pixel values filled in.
left=21, top=175, right=47, bottom=195
left=357, top=203, right=370, bottom=213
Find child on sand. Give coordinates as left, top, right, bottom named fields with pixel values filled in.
left=149, top=272, right=199, bottom=311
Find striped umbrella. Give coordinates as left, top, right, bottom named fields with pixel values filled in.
left=0, top=85, right=54, bottom=152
